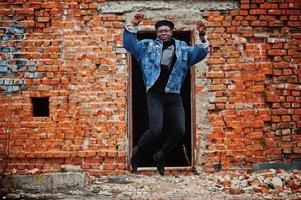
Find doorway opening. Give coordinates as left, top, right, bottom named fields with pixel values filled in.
left=129, top=31, right=195, bottom=169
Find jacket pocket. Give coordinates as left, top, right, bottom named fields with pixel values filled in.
left=181, top=47, right=188, bottom=61
left=147, top=46, right=156, bottom=62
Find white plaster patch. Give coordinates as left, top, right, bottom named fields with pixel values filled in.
left=82, top=137, right=89, bottom=150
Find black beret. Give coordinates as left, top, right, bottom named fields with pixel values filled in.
left=155, top=20, right=174, bottom=30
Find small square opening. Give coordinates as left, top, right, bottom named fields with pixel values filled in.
left=32, top=97, right=50, bottom=117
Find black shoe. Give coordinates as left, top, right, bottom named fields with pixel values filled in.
left=153, top=150, right=165, bottom=176
left=130, top=147, right=140, bottom=172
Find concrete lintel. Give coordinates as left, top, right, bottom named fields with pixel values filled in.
left=99, top=0, right=239, bottom=14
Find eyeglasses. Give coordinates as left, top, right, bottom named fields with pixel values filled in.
left=157, top=29, right=172, bottom=34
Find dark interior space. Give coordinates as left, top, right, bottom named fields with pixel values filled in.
left=131, top=31, right=193, bottom=167
left=32, top=97, right=49, bottom=117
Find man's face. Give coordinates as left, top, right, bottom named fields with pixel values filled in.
left=156, top=25, right=173, bottom=42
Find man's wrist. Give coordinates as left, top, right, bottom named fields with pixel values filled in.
left=199, top=31, right=206, bottom=37
left=196, top=35, right=209, bottom=48
left=125, top=25, right=139, bottom=33
left=131, top=22, right=138, bottom=26
left=199, top=33, right=206, bottom=43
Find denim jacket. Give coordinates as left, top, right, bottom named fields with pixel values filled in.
left=123, top=27, right=209, bottom=93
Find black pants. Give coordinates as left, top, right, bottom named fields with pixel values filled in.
left=136, top=91, right=186, bottom=156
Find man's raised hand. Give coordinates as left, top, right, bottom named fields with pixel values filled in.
left=196, top=21, right=206, bottom=36
left=132, top=13, right=144, bottom=26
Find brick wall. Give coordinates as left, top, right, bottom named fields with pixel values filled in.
left=0, top=0, right=300, bottom=175
left=204, top=0, right=300, bottom=171
left=0, top=0, right=127, bottom=175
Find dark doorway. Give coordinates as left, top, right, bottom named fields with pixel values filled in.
left=130, top=31, right=194, bottom=168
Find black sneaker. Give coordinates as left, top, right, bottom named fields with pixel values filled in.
left=130, top=147, right=140, bottom=172
left=153, top=150, right=165, bottom=176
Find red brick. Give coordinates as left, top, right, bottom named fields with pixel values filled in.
left=260, top=3, right=278, bottom=9
left=206, top=72, right=225, bottom=78
left=208, top=85, right=226, bottom=91
left=279, top=3, right=288, bottom=8
left=288, top=21, right=301, bottom=26
left=287, top=10, right=301, bottom=15
left=206, top=21, right=222, bottom=27
left=268, top=9, right=286, bottom=15
left=207, top=133, right=225, bottom=139
left=16, top=9, right=34, bottom=15
left=240, top=4, right=250, bottom=9
left=268, top=49, right=287, bottom=56
left=249, top=9, right=267, bottom=15
left=37, top=17, right=50, bottom=22
left=41, top=3, right=61, bottom=8
left=251, top=21, right=268, bottom=26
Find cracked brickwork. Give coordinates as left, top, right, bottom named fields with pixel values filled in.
left=0, top=0, right=300, bottom=176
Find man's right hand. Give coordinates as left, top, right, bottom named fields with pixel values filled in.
left=131, top=13, right=144, bottom=26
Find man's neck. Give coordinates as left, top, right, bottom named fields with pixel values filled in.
left=162, top=40, right=174, bottom=48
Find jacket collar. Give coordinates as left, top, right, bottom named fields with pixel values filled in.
left=155, top=37, right=180, bottom=48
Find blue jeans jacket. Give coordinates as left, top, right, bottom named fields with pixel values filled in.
left=123, top=28, right=208, bottom=93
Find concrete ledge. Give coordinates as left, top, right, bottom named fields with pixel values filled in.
left=4, top=172, right=87, bottom=193
left=253, top=160, right=301, bottom=172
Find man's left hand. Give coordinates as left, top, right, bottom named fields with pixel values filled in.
left=196, top=21, right=206, bottom=36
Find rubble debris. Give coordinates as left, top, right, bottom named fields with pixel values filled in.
left=1, top=169, right=300, bottom=199
left=211, top=169, right=300, bottom=199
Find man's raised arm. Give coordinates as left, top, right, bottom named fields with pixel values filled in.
left=123, top=13, right=144, bottom=61
left=187, top=20, right=209, bottom=67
